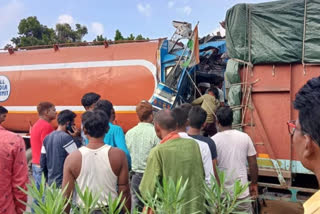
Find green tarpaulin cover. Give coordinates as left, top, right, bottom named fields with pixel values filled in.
left=225, top=59, right=242, bottom=127
left=225, top=0, right=320, bottom=64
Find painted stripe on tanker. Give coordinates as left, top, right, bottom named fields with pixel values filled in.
left=5, top=105, right=136, bottom=113
left=0, top=59, right=158, bottom=103
left=0, top=60, right=156, bottom=75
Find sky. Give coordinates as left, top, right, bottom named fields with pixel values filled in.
left=0, top=0, right=271, bottom=48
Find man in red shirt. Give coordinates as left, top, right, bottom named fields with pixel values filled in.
left=30, top=102, right=56, bottom=189
left=0, top=106, right=29, bottom=214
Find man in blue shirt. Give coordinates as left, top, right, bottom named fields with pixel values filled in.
left=93, top=99, right=131, bottom=169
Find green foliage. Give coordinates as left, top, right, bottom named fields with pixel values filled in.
left=114, top=29, right=124, bottom=41
left=114, top=30, right=149, bottom=41
left=11, top=16, right=57, bottom=47
left=55, top=23, right=87, bottom=43
left=22, top=177, right=126, bottom=214
left=22, top=172, right=251, bottom=214
left=19, top=174, right=69, bottom=214
left=18, top=16, right=42, bottom=37
left=10, top=16, right=88, bottom=48
left=204, top=170, right=252, bottom=214
left=137, top=177, right=199, bottom=214
left=75, top=24, right=88, bottom=40
left=135, top=34, right=149, bottom=41
left=127, top=34, right=135, bottom=40
left=7, top=16, right=149, bottom=48
left=72, top=184, right=101, bottom=213
left=72, top=183, right=126, bottom=214
left=93, top=35, right=107, bottom=42
left=101, top=192, right=127, bottom=214
left=4, top=44, right=13, bottom=50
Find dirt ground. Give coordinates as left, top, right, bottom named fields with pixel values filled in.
left=260, top=200, right=304, bottom=214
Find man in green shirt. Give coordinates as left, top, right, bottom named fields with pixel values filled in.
left=139, top=109, right=206, bottom=213
left=125, top=100, right=160, bottom=211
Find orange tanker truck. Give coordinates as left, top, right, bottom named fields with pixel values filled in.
left=0, top=22, right=226, bottom=148
left=0, top=21, right=225, bottom=134
left=0, top=41, right=159, bottom=133
left=0, top=25, right=228, bottom=191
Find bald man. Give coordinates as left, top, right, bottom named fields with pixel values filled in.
left=139, top=109, right=206, bottom=213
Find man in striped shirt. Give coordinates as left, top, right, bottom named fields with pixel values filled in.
left=125, top=100, right=160, bottom=211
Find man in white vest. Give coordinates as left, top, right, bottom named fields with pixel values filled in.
left=62, top=110, right=131, bottom=213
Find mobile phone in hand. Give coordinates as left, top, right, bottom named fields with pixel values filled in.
left=66, top=122, right=74, bottom=133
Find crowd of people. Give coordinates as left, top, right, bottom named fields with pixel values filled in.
left=0, top=76, right=320, bottom=214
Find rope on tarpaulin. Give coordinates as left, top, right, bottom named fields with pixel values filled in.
left=240, top=3, right=255, bottom=130
left=300, top=0, right=320, bottom=74
left=229, top=79, right=259, bottom=87
left=230, top=58, right=253, bottom=68
left=302, top=0, right=307, bottom=75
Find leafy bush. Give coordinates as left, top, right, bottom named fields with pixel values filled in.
left=19, top=175, right=69, bottom=214
left=20, top=175, right=126, bottom=214
left=137, top=177, right=199, bottom=214
left=204, top=170, right=252, bottom=214
left=21, top=171, right=251, bottom=214
left=72, top=184, right=125, bottom=214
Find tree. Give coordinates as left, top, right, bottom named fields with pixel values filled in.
left=9, top=16, right=88, bottom=48
left=4, top=44, right=13, bottom=50
left=18, top=16, right=43, bottom=38
left=114, top=29, right=124, bottom=41
left=114, top=30, right=149, bottom=41
left=8, top=17, right=149, bottom=48
left=55, top=23, right=88, bottom=43
left=135, top=34, right=149, bottom=41
left=55, top=23, right=75, bottom=43
left=93, top=35, right=107, bottom=42
left=11, top=16, right=57, bottom=47
left=75, top=24, right=88, bottom=41
left=127, top=33, right=135, bottom=40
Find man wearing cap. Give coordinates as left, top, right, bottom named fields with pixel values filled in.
left=198, top=82, right=211, bottom=96
left=125, top=100, right=160, bottom=212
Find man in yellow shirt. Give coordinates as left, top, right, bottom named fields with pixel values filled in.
left=291, top=77, right=320, bottom=214
left=192, top=85, right=220, bottom=136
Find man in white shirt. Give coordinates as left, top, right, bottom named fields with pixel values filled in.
left=212, top=106, right=258, bottom=213
left=171, top=107, right=214, bottom=186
